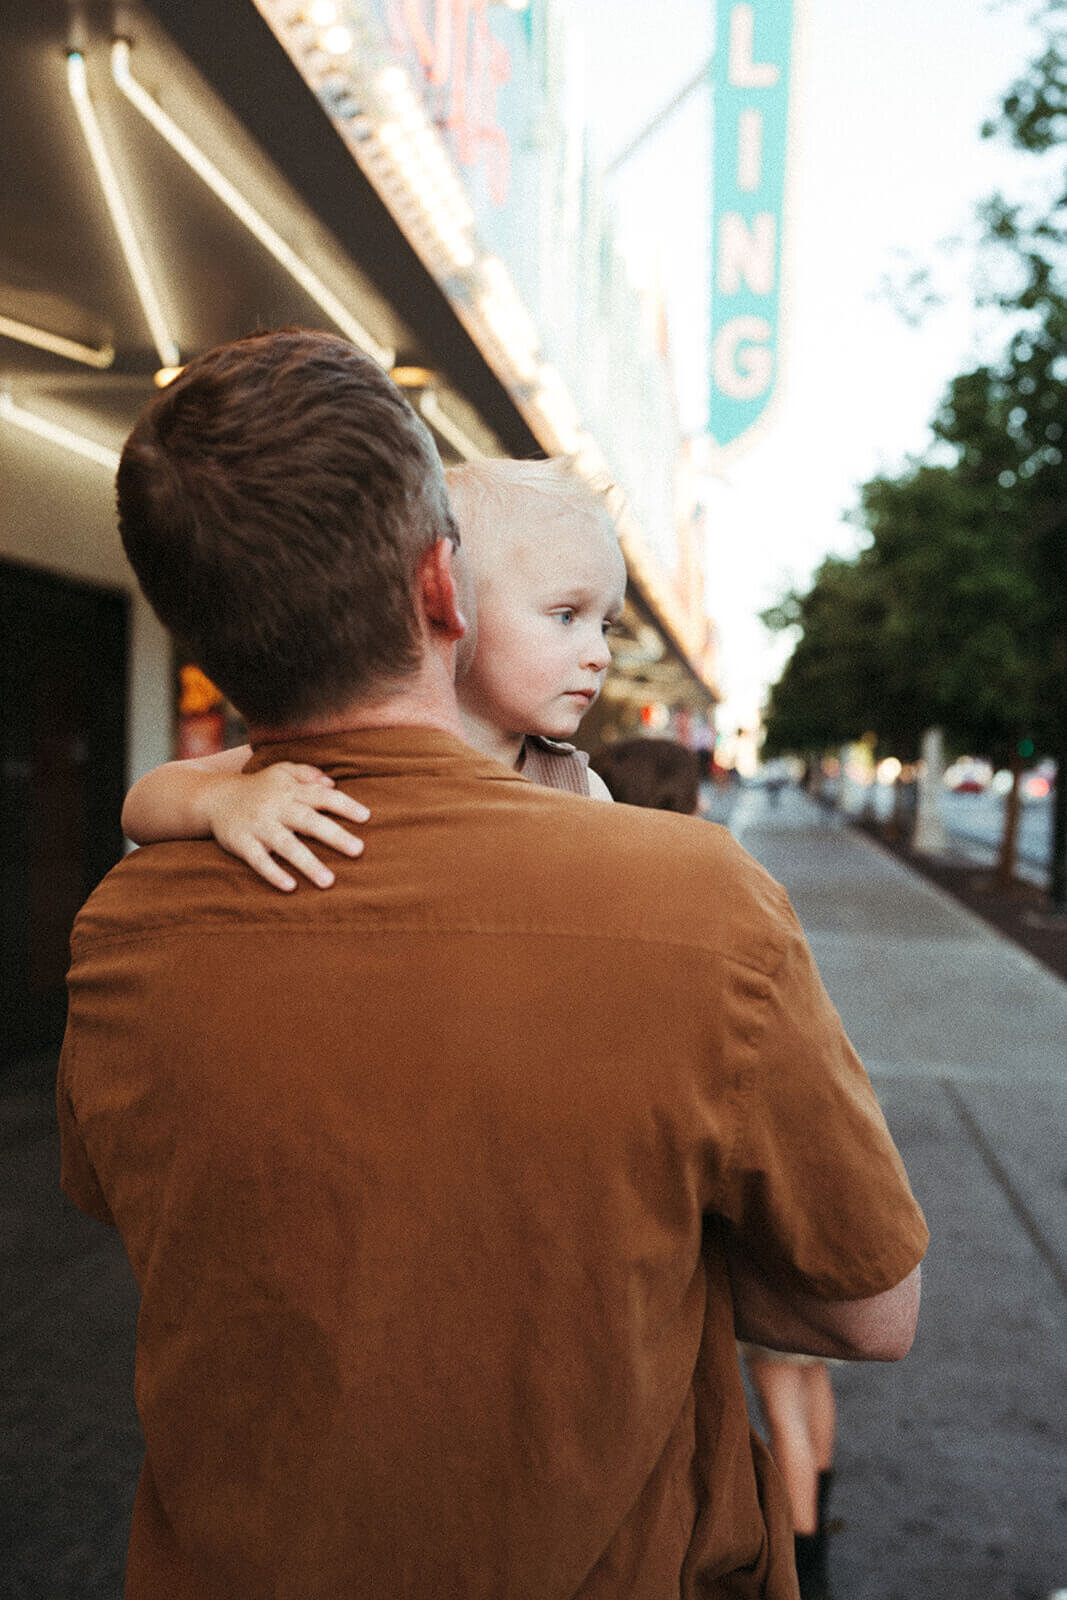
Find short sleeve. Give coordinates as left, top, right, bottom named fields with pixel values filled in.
left=720, top=903, right=928, bottom=1302
left=56, top=1038, right=115, bottom=1227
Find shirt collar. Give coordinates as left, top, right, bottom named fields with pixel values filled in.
left=245, top=724, right=517, bottom=783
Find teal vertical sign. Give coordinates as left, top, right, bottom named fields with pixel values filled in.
left=709, top=0, right=794, bottom=457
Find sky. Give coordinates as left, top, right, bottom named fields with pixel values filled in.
left=573, top=0, right=1050, bottom=732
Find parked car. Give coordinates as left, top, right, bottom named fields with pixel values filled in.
left=944, top=758, right=992, bottom=794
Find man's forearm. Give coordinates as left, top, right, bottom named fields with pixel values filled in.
left=722, top=1225, right=921, bottom=1362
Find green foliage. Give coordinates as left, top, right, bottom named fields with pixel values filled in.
left=760, top=556, right=903, bottom=757
left=762, top=447, right=1043, bottom=762
left=860, top=452, right=1043, bottom=759
left=981, top=3, right=1067, bottom=157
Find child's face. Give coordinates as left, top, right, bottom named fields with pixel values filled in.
left=458, top=503, right=627, bottom=743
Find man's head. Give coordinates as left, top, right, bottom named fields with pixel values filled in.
left=117, top=328, right=460, bottom=731
left=445, top=458, right=627, bottom=744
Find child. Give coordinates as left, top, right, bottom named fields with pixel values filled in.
left=122, top=458, right=624, bottom=876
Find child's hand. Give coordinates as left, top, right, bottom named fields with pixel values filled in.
left=204, top=764, right=369, bottom=892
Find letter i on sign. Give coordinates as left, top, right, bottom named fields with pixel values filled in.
left=708, top=0, right=795, bottom=460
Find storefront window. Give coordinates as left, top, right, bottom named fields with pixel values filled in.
left=176, top=662, right=245, bottom=758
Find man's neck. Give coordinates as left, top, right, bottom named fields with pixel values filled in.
left=248, top=664, right=469, bottom=748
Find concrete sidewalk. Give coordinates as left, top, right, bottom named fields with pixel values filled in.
left=2, top=789, right=1065, bottom=1599
left=729, top=784, right=1067, bottom=1600
left=0, top=1067, right=141, bottom=1600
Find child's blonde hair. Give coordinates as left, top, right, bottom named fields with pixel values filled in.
left=445, top=457, right=618, bottom=546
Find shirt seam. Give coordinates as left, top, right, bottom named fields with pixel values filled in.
left=70, top=921, right=789, bottom=979
left=715, top=920, right=795, bottom=1214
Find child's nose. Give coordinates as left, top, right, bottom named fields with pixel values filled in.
left=583, top=631, right=612, bottom=672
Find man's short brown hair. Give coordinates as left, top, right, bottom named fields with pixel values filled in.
left=117, top=328, right=456, bottom=728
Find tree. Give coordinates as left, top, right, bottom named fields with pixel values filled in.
left=867, top=392, right=1044, bottom=882
left=765, top=5, right=1067, bottom=901
left=860, top=456, right=1038, bottom=755
left=760, top=553, right=909, bottom=761
left=764, top=437, right=1043, bottom=762
left=977, top=3, right=1067, bottom=905
left=763, top=412, right=1044, bottom=880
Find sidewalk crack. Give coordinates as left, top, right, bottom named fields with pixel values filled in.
left=941, top=1077, right=1067, bottom=1302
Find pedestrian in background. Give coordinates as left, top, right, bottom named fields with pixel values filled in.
left=588, top=734, right=702, bottom=816
left=740, top=1347, right=838, bottom=1599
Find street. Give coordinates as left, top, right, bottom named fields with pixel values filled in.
left=940, top=790, right=1053, bottom=881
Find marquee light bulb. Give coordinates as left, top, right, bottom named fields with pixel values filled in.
left=320, top=24, right=354, bottom=55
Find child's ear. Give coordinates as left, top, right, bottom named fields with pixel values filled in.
left=418, top=538, right=471, bottom=643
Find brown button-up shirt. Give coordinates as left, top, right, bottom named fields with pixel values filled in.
left=58, top=727, right=927, bottom=1599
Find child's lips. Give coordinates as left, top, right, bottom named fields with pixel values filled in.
left=566, top=689, right=596, bottom=704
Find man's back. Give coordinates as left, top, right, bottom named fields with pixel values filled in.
left=59, top=727, right=926, bottom=1599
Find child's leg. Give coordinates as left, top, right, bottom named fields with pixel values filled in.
left=801, top=1360, right=836, bottom=1475
left=746, top=1356, right=819, bottom=1534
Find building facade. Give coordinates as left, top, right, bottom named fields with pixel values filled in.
left=1, top=0, right=715, bottom=1060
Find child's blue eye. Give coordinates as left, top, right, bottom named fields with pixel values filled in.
left=556, top=609, right=575, bottom=625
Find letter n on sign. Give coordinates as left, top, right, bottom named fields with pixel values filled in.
left=709, top=0, right=795, bottom=460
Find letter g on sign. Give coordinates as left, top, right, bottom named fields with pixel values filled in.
left=712, top=316, right=773, bottom=401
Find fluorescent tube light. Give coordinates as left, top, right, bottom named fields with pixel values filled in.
left=0, top=392, right=121, bottom=471
left=111, top=40, right=394, bottom=370
left=0, top=313, right=115, bottom=370
left=67, top=51, right=180, bottom=369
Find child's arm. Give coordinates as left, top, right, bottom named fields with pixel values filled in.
left=122, top=747, right=369, bottom=892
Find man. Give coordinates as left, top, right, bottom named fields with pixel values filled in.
left=59, top=329, right=926, bottom=1599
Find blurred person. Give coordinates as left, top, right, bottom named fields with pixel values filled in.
left=62, top=328, right=927, bottom=1599
left=588, top=735, right=701, bottom=816
left=740, top=1351, right=838, bottom=1599
left=763, top=760, right=789, bottom=809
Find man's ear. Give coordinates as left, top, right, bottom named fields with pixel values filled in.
left=418, top=538, right=470, bottom=643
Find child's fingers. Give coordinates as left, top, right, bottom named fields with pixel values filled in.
left=309, top=790, right=371, bottom=824
left=268, top=766, right=371, bottom=821
left=291, top=810, right=365, bottom=858
left=283, top=764, right=336, bottom=787
left=264, top=828, right=340, bottom=889
left=240, top=839, right=298, bottom=893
